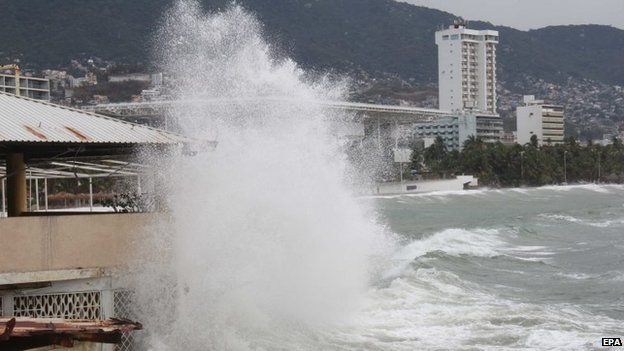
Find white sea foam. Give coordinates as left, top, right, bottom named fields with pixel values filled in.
left=540, top=213, right=624, bottom=228
left=394, top=228, right=503, bottom=259
left=331, top=266, right=622, bottom=351
left=132, top=2, right=393, bottom=349
left=364, top=188, right=492, bottom=200
left=556, top=272, right=597, bottom=280
left=382, top=228, right=503, bottom=279
left=537, top=183, right=622, bottom=193
left=124, top=2, right=624, bottom=350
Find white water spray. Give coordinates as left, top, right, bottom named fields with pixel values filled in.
left=133, top=2, right=392, bottom=349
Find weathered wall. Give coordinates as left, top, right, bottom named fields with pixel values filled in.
left=0, top=213, right=158, bottom=274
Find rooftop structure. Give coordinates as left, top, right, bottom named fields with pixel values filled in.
left=0, top=91, right=196, bottom=217
left=0, top=92, right=189, bottom=146
left=516, top=95, right=565, bottom=145
left=435, top=20, right=499, bottom=114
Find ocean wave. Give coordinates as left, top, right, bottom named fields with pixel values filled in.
left=556, top=271, right=624, bottom=282
left=555, top=272, right=597, bottom=280
left=537, top=183, right=624, bottom=193
left=335, top=266, right=622, bottom=351
left=395, top=228, right=503, bottom=260
left=364, top=188, right=491, bottom=200
left=364, top=183, right=624, bottom=201
left=539, top=213, right=584, bottom=223
left=382, top=228, right=503, bottom=279
left=539, top=213, right=624, bottom=228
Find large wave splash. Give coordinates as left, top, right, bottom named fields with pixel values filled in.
left=133, top=1, right=393, bottom=350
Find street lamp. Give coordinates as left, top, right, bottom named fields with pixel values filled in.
left=563, top=150, right=568, bottom=184
left=520, top=151, right=525, bottom=184
left=596, top=151, right=601, bottom=183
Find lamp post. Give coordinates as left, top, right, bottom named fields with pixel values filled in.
left=597, top=152, right=601, bottom=183
left=563, top=150, right=568, bottom=184
left=520, top=151, right=525, bottom=184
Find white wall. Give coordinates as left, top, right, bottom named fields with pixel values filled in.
left=436, top=31, right=463, bottom=112
left=517, top=105, right=543, bottom=145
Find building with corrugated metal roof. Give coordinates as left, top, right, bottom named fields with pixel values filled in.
left=0, top=91, right=203, bottom=350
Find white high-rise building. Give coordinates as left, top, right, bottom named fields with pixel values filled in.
left=435, top=20, right=498, bottom=114
left=517, top=95, right=565, bottom=145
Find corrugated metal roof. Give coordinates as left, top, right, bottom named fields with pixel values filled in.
left=0, top=91, right=190, bottom=144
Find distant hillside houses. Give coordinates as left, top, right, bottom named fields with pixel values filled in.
left=109, top=73, right=163, bottom=86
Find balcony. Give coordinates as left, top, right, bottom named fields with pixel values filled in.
left=542, top=117, right=564, bottom=123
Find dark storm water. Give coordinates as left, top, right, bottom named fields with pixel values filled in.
left=338, top=184, right=624, bottom=350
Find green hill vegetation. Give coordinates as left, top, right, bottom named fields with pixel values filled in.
left=1, top=0, right=623, bottom=86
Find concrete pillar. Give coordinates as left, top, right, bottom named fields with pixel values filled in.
left=1, top=178, right=5, bottom=217
left=44, top=178, right=49, bottom=211
left=35, top=177, right=40, bottom=211
left=89, top=177, right=93, bottom=212
left=6, top=153, right=27, bottom=217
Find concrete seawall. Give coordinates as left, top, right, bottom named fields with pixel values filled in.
left=0, top=213, right=158, bottom=274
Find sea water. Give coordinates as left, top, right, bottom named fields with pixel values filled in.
left=132, top=2, right=624, bottom=350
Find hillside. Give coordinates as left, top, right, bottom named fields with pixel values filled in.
left=2, top=0, right=624, bottom=87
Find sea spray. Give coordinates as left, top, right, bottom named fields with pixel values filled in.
left=131, top=1, right=393, bottom=349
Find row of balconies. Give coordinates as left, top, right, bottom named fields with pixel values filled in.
left=543, top=123, right=565, bottom=129
left=542, top=117, right=564, bottom=123
left=543, top=130, right=565, bottom=135
left=543, top=111, right=564, bottom=117
left=0, top=84, right=50, bottom=92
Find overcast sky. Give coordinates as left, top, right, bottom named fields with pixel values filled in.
left=401, top=0, right=624, bottom=30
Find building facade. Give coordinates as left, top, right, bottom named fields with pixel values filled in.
left=0, top=73, right=50, bottom=100
left=516, top=95, right=565, bottom=145
left=475, top=113, right=504, bottom=143
left=435, top=20, right=499, bottom=114
left=411, top=114, right=477, bottom=150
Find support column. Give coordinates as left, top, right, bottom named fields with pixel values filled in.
left=1, top=178, right=6, bottom=217
left=44, top=178, right=49, bottom=211
left=88, top=177, right=93, bottom=212
left=6, top=153, right=27, bottom=217
left=35, top=178, right=40, bottom=211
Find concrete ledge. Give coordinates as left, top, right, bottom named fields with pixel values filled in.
left=0, top=268, right=106, bottom=286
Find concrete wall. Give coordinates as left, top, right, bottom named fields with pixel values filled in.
left=0, top=213, right=157, bottom=274
left=372, top=176, right=478, bottom=195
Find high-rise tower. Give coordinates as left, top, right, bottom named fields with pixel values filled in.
left=435, top=20, right=498, bottom=114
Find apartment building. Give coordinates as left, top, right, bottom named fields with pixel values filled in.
left=0, top=73, right=50, bottom=100
left=517, top=95, right=565, bottom=145
left=435, top=20, right=498, bottom=114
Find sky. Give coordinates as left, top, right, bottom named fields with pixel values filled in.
left=401, top=0, right=624, bottom=30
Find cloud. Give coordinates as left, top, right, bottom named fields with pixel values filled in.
left=400, top=0, right=624, bottom=30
